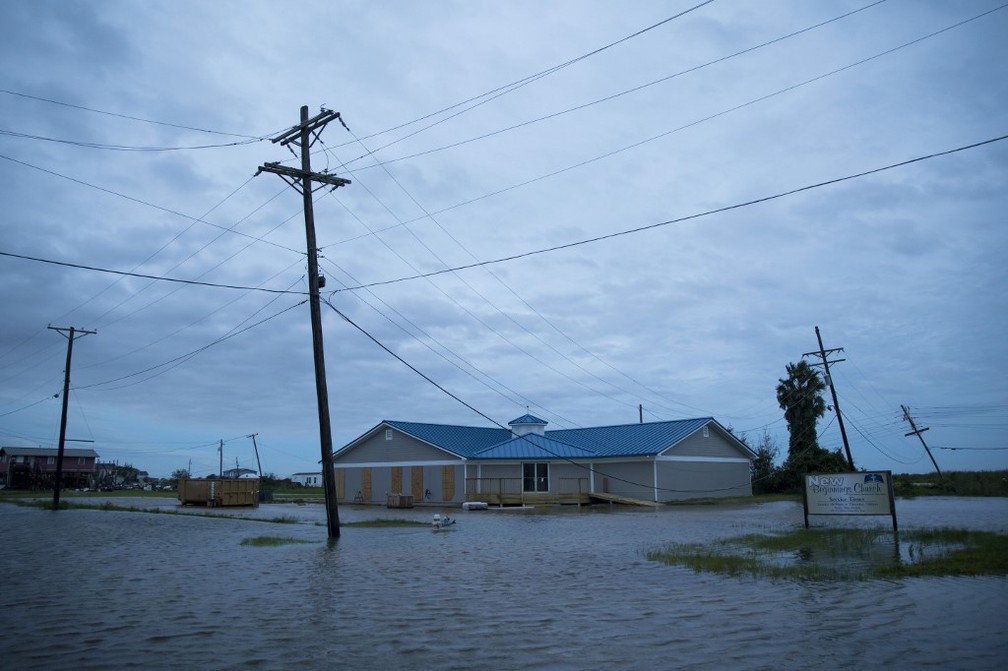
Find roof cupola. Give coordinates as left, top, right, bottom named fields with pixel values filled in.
left=508, top=413, right=548, bottom=437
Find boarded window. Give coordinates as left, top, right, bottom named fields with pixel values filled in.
left=391, top=466, right=403, bottom=493
left=442, top=465, right=455, bottom=501
left=411, top=466, right=424, bottom=501
left=361, top=468, right=372, bottom=502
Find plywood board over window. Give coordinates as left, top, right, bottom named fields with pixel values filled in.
left=442, top=465, right=455, bottom=501
left=361, top=468, right=372, bottom=502
left=411, top=466, right=424, bottom=501
left=391, top=466, right=403, bottom=494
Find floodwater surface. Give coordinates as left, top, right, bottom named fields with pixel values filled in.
left=1, top=497, right=1006, bottom=670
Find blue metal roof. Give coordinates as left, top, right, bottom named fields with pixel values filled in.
left=383, top=420, right=509, bottom=458
left=474, top=433, right=595, bottom=460
left=546, top=418, right=714, bottom=457
left=372, top=417, right=724, bottom=460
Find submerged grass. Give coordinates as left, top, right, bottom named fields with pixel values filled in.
left=646, top=527, right=1008, bottom=581
left=2, top=499, right=428, bottom=529
left=241, top=536, right=316, bottom=547
left=342, top=518, right=429, bottom=528
left=2, top=498, right=307, bottom=525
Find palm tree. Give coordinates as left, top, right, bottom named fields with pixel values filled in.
left=776, top=360, right=826, bottom=456
left=775, top=360, right=848, bottom=486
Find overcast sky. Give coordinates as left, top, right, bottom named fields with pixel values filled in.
left=1, top=0, right=1006, bottom=479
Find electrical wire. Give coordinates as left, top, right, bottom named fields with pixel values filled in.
left=343, top=0, right=890, bottom=171
left=330, top=1, right=716, bottom=155
left=0, top=153, right=304, bottom=254
left=331, top=133, right=1008, bottom=293
left=0, top=127, right=263, bottom=151
left=0, top=250, right=308, bottom=295
left=327, top=131, right=696, bottom=420
left=75, top=299, right=307, bottom=391
left=329, top=4, right=1008, bottom=248
left=0, top=88, right=270, bottom=139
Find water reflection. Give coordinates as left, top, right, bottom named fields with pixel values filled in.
left=0, top=497, right=1005, bottom=669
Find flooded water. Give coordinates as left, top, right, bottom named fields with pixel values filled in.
left=1, top=497, right=1006, bottom=670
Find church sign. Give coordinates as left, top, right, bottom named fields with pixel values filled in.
left=802, top=471, right=897, bottom=530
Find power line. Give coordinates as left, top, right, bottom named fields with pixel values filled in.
left=75, top=299, right=307, bottom=391
left=0, top=88, right=269, bottom=139
left=0, top=153, right=304, bottom=254
left=0, top=250, right=308, bottom=295
left=0, top=127, right=263, bottom=151
left=332, top=1, right=715, bottom=155
left=329, top=4, right=1007, bottom=248
left=933, top=446, right=1008, bottom=451
left=343, top=0, right=890, bottom=171
left=331, top=133, right=1008, bottom=293
left=77, top=266, right=307, bottom=374
left=328, top=130, right=685, bottom=419
left=319, top=256, right=580, bottom=429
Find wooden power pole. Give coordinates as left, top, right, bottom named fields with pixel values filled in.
left=803, top=326, right=855, bottom=471
left=48, top=325, right=96, bottom=508
left=901, top=404, right=943, bottom=479
left=258, top=106, right=350, bottom=539
left=248, top=432, right=263, bottom=478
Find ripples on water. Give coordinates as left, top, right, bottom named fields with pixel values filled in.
left=1, top=498, right=1006, bottom=670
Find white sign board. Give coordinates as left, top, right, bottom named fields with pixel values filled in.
left=802, top=471, right=897, bottom=529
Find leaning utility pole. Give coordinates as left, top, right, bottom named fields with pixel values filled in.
left=248, top=432, right=263, bottom=478
left=802, top=326, right=855, bottom=471
left=258, top=106, right=350, bottom=540
left=901, top=404, right=943, bottom=479
left=48, top=325, right=96, bottom=508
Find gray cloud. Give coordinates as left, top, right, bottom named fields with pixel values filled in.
left=1, top=1, right=1006, bottom=477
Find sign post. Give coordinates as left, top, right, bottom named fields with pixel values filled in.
left=802, top=471, right=897, bottom=531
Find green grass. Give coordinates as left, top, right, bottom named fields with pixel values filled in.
left=342, top=518, right=429, bottom=528
left=646, top=527, right=1008, bottom=580
left=892, top=470, right=1008, bottom=497
left=241, top=536, right=316, bottom=546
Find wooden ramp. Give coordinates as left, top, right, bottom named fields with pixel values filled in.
left=589, top=492, right=661, bottom=507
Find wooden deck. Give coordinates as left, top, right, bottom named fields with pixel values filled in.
left=466, top=491, right=592, bottom=507
left=588, top=492, right=661, bottom=507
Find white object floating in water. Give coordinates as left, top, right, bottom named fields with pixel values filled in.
left=462, top=501, right=489, bottom=510
left=432, top=513, right=456, bottom=531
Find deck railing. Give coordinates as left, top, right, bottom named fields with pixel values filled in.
left=464, top=477, right=589, bottom=506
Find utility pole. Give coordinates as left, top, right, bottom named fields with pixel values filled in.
left=48, top=325, right=96, bottom=508
left=901, top=404, right=943, bottom=479
left=258, top=106, right=350, bottom=540
left=219, top=439, right=223, bottom=479
left=802, top=326, right=855, bottom=471
left=248, top=433, right=262, bottom=478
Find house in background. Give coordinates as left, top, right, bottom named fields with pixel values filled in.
left=222, top=467, right=259, bottom=479
left=332, top=415, right=756, bottom=506
left=0, top=446, right=100, bottom=489
left=290, top=472, right=322, bottom=487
